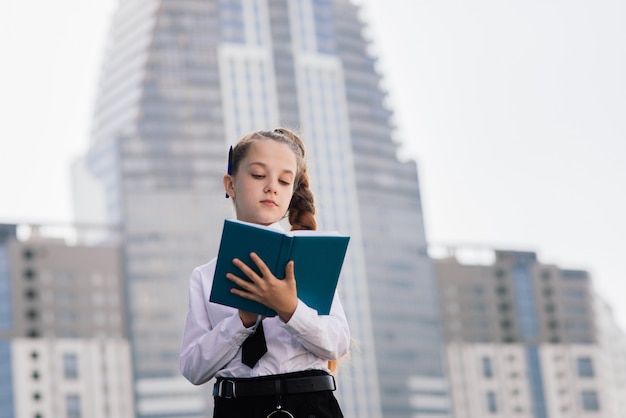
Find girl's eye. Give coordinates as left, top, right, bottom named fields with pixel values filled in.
left=251, top=174, right=264, bottom=179
left=279, top=180, right=291, bottom=186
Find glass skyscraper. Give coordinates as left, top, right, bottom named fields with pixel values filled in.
left=75, top=1, right=449, bottom=417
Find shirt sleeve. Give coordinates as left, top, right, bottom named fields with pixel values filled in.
left=281, top=292, right=351, bottom=361
left=179, top=265, right=254, bottom=385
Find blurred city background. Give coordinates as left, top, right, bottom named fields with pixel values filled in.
left=1, top=0, right=625, bottom=417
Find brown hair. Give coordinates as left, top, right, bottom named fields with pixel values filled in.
left=229, top=127, right=317, bottom=231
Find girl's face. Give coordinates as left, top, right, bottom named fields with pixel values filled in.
left=224, top=140, right=297, bottom=226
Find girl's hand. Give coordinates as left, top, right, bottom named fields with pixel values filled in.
left=238, top=310, right=258, bottom=327
left=227, top=252, right=298, bottom=322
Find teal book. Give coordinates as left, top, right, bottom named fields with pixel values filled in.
left=209, top=219, right=350, bottom=317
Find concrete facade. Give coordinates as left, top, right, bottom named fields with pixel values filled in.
left=0, top=224, right=134, bottom=418
left=434, top=248, right=624, bottom=418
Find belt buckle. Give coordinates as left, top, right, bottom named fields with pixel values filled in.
left=218, top=379, right=237, bottom=398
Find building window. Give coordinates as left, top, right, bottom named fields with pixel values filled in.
left=471, top=285, right=485, bottom=295
left=486, top=391, right=498, bottom=413
left=66, top=394, right=81, bottom=418
left=577, top=357, right=594, bottom=378
left=563, top=288, right=585, bottom=299
left=63, top=353, right=79, bottom=380
left=581, top=390, right=600, bottom=411
left=26, top=308, right=39, bottom=321
left=23, top=248, right=34, bottom=259
left=473, top=302, right=487, bottom=312
left=482, top=356, right=493, bottom=378
left=24, top=288, right=38, bottom=300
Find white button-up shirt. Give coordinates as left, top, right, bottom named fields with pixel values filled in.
left=179, top=226, right=351, bottom=385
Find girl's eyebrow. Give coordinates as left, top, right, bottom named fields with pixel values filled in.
left=247, top=161, right=295, bottom=176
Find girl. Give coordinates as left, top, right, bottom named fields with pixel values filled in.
left=179, top=128, right=350, bottom=417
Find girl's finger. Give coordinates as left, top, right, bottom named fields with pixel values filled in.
left=232, top=257, right=260, bottom=282
left=226, top=273, right=251, bottom=289
left=230, top=286, right=260, bottom=301
left=249, top=252, right=272, bottom=277
left=285, top=260, right=295, bottom=280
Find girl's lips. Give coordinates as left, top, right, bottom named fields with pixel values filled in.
left=261, top=199, right=277, bottom=206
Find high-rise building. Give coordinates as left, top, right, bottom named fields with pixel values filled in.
left=74, top=1, right=449, bottom=417
left=0, top=224, right=16, bottom=418
left=593, top=294, right=626, bottom=417
left=437, top=250, right=597, bottom=346
left=434, top=248, right=626, bottom=418
left=0, top=223, right=134, bottom=418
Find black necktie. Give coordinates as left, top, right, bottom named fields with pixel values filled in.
left=241, top=320, right=267, bottom=368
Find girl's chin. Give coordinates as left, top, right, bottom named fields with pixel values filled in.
left=259, top=218, right=281, bottom=226
left=241, top=216, right=282, bottom=226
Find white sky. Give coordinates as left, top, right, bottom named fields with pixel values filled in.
left=1, top=0, right=625, bottom=329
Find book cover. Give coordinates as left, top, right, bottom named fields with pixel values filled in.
left=209, top=219, right=350, bottom=316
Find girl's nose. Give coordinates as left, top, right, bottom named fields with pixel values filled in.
left=264, top=179, right=278, bottom=194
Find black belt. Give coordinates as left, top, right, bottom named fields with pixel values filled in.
left=213, top=374, right=336, bottom=398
